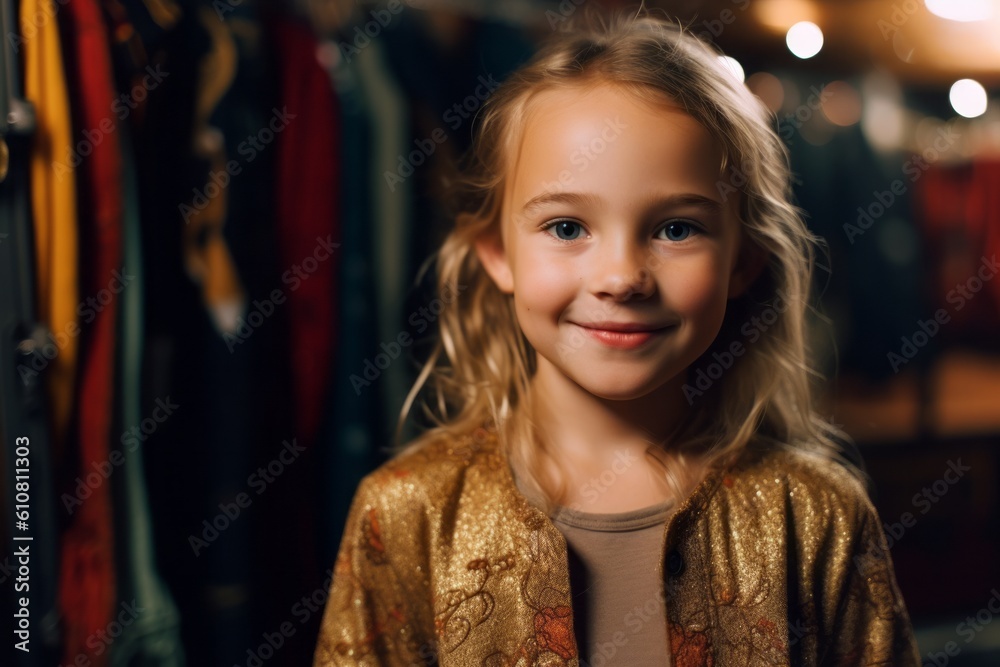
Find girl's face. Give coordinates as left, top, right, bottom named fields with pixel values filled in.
left=476, top=82, right=757, bottom=401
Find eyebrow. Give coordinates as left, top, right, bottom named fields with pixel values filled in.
left=517, top=191, right=724, bottom=217
left=518, top=191, right=601, bottom=217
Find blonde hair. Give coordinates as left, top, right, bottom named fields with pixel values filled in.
left=393, top=8, right=859, bottom=512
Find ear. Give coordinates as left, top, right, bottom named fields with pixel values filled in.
left=727, top=233, right=768, bottom=298
left=474, top=226, right=514, bottom=294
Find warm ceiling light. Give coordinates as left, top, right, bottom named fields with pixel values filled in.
left=949, top=79, right=988, bottom=118
left=718, top=56, right=745, bottom=83
left=754, top=0, right=819, bottom=31
left=786, top=21, right=824, bottom=59
left=925, top=0, right=993, bottom=22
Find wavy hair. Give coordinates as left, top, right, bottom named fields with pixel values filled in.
left=392, top=8, right=859, bottom=513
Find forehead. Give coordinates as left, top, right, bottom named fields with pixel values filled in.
left=503, top=83, right=733, bottom=219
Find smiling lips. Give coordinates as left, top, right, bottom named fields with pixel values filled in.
left=574, top=321, right=673, bottom=349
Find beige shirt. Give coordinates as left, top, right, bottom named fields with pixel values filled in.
left=548, top=500, right=676, bottom=666
left=510, top=471, right=678, bottom=665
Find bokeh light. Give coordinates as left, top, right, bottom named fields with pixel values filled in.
left=949, top=79, right=988, bottom=118
left=786, top=21, right=823, bottom=59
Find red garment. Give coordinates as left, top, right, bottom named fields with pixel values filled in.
left=913, top=159, right=1000, bottom=338
left=262, top=17, right=341, bottom=666
left=271, top=17, right=340, bottom=446
left=965, top=161, right=1000, bottom=315
left=57, top=0, right=122, bottom=663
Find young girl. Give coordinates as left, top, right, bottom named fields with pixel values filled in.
left=314, top=10, right=921, bottom=666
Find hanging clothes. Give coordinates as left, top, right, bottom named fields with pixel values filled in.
left=962, top=160, right=1000, bottom=329
left=353, top=38, right=413, bottom=440
left=240, top=13, right=342, bottom=666
left=913, top=159, right=1000, bottom=347
left=787, top=110, right=924, bottom=381
left=1, top=4, right=63, bottom=663
left=108, top=124, right=185, bottom=667
left=131, top=3, right=288, bottom=662
left=180, top=5, right=247, bottom=337
left=57, top=0, right=127, bottom=661
left=99, top=1, right=187, bottom=660
left=316, top=37, right=384, bottom=570
left=270, top=14, right=340, bottom=449
left=20, top=0, right=79, bottom=462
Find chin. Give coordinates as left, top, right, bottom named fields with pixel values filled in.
left=575, top=376, right=661, bottom=401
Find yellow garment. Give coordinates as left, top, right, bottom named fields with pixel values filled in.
left=315, top=432, right=921, bottom=666
left=21, top=0, right=79, bottom=455
left=181, top=8, right=246, bottom=336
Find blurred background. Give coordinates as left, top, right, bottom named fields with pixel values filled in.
left=1, top=0, right=998, bottom=665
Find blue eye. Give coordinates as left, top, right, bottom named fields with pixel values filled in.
left=660, top=221, right=696, bottom=242
left=545, top=220, right=584, bottom=241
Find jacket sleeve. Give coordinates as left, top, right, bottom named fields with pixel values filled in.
left=822, top=494, right=922, bottom=666
left=313, top=474, right=436, bottom=667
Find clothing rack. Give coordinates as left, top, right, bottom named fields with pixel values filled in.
left=0, top=0, right=61, bottom=664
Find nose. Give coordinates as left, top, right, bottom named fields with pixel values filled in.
left=590, top=237, right=655, bottom=301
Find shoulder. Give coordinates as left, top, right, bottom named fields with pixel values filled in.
left=351, top=428, right=505, bottom=514
left=717, top=444, right=877, bottom=536
left=342, top=429, right=515, bottom=570
left=734, top=444, right=867, bottom=495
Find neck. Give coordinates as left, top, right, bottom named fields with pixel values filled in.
left=525, top=360, right=701, bottom=512
left=529, top=362, right=688, bottom=458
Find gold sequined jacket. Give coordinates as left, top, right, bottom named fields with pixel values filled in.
left=313, top=430, right=921, bottom=666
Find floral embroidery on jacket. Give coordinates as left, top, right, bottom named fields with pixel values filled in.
left=361, top=508, right=386, bottom=565
left=669, top=621, right=714, bottom=667
left=534, top=606, right=575, bottom=660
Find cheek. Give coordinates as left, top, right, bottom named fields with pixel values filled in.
left=512, top=245, right=577, bottom=306
left=662, top=257, right=731, bottom=321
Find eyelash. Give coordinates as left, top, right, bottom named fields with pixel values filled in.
left=540, top=219, right=703, bottom=244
